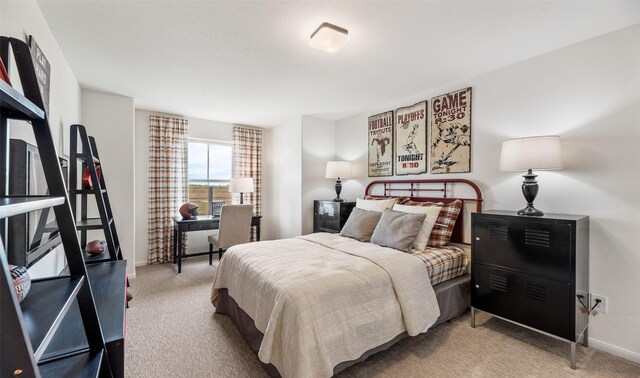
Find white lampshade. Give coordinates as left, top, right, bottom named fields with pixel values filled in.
left=499, top=136, right=564, bottom=171
left=229, top=177, right=254, bottom=193
left=308, top=22, right=350, bottom=53
left=325, top=161, right=352, bottom=179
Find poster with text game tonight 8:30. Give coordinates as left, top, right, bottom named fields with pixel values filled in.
left=430, top=87, right=472, bottom=174
left=395, top=101, right=427, bottom=175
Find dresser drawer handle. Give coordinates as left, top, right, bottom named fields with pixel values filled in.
left=475, top=284, right=480, bottom=288
left=475, top=237, right=480, bottom=241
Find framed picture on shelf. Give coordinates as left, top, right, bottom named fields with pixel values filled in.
left=430, top=87, right=472, bottom=174
left=368, top=110, right=394, bottom=177
left=28, top=35, right=51, bottom=115
left=395, top=101, right=427, bottom=175
left=211, top=201, right=225, bottom=216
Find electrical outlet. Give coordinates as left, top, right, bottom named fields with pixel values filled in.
left=590, top=293, right=608, bottom=314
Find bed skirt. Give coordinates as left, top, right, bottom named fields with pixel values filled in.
left=215, top=274, right=471, bottom=377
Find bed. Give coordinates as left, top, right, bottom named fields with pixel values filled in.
left=211, top=179, right=483, bottom=377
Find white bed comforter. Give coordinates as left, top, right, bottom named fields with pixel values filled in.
left=211, top=233, right=440, bottom=378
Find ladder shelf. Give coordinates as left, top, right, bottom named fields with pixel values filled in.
left=66, top=105, right=129, bottom=378
left=1, top=36, right=113, bottom=378
left=69, top=124, right=123, bottom=263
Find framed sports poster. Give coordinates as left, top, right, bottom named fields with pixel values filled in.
left=368, top=111, right=394, bottom=177
left=395, top=101, right=427, bottom=175
left=430, top=87, right=472, bottom=174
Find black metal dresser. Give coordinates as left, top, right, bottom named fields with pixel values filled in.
left=470, top=210, right=589, bottom=369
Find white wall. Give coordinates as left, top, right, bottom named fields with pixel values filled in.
left=268, top=117, right=303, bottom=239
left=301, top=116, right=336, bottom=235
left=335, top=25, right=640, bottom=361
left=134, top=110, right=271, bottom=266
left=1, top=0, right=82, bottom=277
left=81, top=89, right=135, bottom=276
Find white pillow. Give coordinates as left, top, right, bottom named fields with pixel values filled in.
left=356, top=198, right=395, bottom=212
left=393, top=203, right=442, bottom=251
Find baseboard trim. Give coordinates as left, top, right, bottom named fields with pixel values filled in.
left=135, top=260, right=147, bottom=267
left=589, top=338, right=640, bottom=364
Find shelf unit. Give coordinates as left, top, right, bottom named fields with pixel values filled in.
left=0, top=36, right=112, bottom=377
left=66, top=125, right=128, bottom=377
left=69, top=124, right=123, bottom=264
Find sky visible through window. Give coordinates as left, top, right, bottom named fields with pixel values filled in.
left=188, top=141, right=232, bottom=181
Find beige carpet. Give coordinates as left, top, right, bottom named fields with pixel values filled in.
left=125, top=258, right=640, bottom=377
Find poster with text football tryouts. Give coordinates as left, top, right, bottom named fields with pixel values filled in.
left=430, top=87, right=472, bottom=173
left=368, top=111, right=394, bottom=177
left=395, top=101, right=427, bottom=175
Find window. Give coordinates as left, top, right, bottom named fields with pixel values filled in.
left=188, top=139, right=233, bottom=215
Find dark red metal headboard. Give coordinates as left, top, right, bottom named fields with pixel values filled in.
left=364, top=179, right=483, bottom=244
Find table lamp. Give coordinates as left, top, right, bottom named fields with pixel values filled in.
left=499, top=136, right=563, bottom=216
left=325, top=161, right=352, bottom=202
left=229, top=177, right=254, bottom=204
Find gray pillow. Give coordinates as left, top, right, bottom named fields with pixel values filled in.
left=340, top=207, right=383, bottom=242
left=370, top=209, right=427, bottom=252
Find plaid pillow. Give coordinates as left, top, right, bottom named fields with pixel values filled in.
left=402, top=199, right=462, bottom=247
left=364, top=195, right=410, bottom=204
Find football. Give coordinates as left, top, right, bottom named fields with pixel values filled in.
left=86, top=240, right=107, bottom=255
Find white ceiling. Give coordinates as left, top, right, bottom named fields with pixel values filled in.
left=37, top=1, right=640, bottom=127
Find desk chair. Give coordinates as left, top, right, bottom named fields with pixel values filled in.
left=208, top=204, right=253, bottom=264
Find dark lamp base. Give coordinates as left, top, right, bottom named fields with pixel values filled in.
left=333, top=178, right=343, bottom=203
left=518, top=206, right=544, bottom=217
left=517, top=206, right=544, bottom=216
left=517, top=169, right=544, bottom=216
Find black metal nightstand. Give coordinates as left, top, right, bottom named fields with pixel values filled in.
left=470, top=210, right=589, bottom=369
left=313, top=200, right=356, bottom=233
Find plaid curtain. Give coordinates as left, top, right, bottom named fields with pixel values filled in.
left=147, top=115, right=189, bottom=264
left=232, top=126, right=262, bottom=240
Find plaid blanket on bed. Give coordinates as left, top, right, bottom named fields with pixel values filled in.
left=412, top=245, right=468, bottom=285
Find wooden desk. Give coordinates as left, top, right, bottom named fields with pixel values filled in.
left=171, top=215, right=261, bottom=273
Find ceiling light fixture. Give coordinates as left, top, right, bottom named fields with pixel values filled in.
left=309, top=22, right=349, bottom=53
